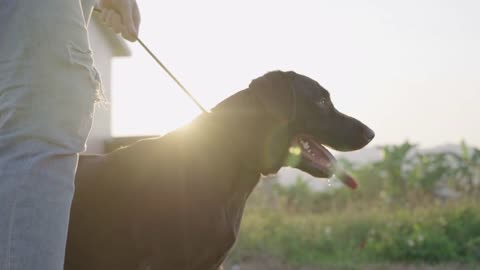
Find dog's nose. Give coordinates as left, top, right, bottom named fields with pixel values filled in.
left=363, top=127, right=375, bottom=142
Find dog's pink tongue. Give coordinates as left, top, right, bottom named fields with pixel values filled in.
left=334, top=168, right=358, bottom=190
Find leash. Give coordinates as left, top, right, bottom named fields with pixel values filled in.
left=93, top=7, right=209, bottom=114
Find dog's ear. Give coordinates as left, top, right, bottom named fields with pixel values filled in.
left=249, top=70, right=296, bottom=122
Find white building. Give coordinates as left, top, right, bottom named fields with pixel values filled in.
left=86, top=14, right=130, bottom=154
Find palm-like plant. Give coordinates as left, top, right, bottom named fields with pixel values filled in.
left=408, top=152, right=453, bottom=195
left=448, top=141, right=480, bottom=193
left=374, top=142, right=417, bottom=200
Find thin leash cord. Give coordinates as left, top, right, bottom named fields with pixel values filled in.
left=93, top=8, right=209, bottom=114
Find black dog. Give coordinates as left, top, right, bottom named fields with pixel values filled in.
left=65, top=71, right=374, bottom=270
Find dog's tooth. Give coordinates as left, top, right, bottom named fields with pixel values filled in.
left=300, top=140, right=310, bottom=150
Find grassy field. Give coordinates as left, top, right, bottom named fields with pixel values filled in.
left=223, top=142, right=480, bottom=269
left=226, top=198, right=480, bottom=267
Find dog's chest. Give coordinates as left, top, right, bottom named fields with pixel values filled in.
left=170, top=170, right=257, bottom=269
left=178, top=191, right=247, bottom=269
left=139, top=156, right=259, bottom=269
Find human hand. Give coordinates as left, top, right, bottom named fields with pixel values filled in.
left=98, top=0, right=140, bottom=42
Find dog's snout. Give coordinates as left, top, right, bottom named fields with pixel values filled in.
left=363, top=127, right=375, bottom=142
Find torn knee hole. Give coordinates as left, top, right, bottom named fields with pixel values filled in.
left=66, top=42, right=105, bottom=104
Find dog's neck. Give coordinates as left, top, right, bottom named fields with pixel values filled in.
left=204, top=88, right=292, bottom=175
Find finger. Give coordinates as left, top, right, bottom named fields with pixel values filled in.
left=102, top=9, right=115, bottom=27
left=100, top=9, right=124, bottom=35
left=98, top=0, right=111, bottom=9
left=120, top=18, right=136, bottom=41
left=100, top=8, right=109, bottom=23
left=121, top=27, right=136, bottom=42
left=107, top=11, right=123, bottom=34
left=118, top=2, right=137, bottom=40
left=132, top=2, right=141, bottom=35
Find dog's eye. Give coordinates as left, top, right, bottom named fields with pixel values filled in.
left=317, top=97, right=328, bottom=106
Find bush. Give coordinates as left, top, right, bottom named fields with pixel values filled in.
left=229, top=199, right=480, bottom=266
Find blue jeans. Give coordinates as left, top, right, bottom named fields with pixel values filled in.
left=0, top=0, right=99, bottom=269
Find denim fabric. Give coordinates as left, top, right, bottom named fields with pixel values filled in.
left=0, top=0, right=98, bottom=269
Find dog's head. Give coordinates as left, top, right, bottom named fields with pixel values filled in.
left=249, top=71, right=374, bottom=178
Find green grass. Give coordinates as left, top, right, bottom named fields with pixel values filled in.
left=227, top=198, right=480, bottom=267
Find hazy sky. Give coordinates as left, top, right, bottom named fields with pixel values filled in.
left=110, top=0, right=480, bottom=148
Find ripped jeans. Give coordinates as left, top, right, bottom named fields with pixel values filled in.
left=0, top=0, right=100, bottom=269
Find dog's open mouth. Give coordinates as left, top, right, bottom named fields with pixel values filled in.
left=292, top=134, right=335, bottom=176
left=289, top=134, right=358, bottom=189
